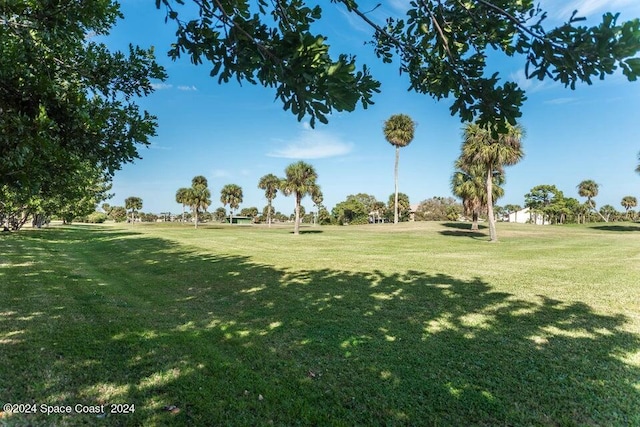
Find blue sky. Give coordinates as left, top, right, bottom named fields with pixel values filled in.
left=104, top=1, right=640, bottom=215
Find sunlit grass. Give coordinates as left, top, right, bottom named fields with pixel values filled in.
left=1, top=221, right=639, bottom=425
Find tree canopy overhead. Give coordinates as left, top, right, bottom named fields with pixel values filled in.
left=1, top=0, right=166, bottom=197
left=157, top=0, right=640, bottom=130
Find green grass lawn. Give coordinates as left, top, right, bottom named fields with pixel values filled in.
left=1, top=221, right=639, bottom=426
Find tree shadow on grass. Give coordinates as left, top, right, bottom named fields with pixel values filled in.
left=439, top=230, right=487, bottom=239
left=442, top=221, right=487, bottom=230
left=290, top=229, right=324, bottom=234
left=591, top=224, right=640, bottom=232
left=1, top=227, right=638, bottom=425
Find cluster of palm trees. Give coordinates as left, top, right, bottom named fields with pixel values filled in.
left=259, top=161, right=323, bottom=235
left=450, top=123, right=524, bottom=242
left=175, top=162, right=322, bottom=234
left=170, top=117, right=636, bottom=237
left=175, top=176, right=212, bottom=228
left=384, top=113, right=527, bottom=242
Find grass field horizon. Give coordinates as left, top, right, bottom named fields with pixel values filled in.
left=2, top=221, right=639, bottom=425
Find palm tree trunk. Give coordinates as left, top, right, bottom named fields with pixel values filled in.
left=194, top=209, right=198, bottom=228
left=471, top=211, right=479, bottom=230
left=267, top=201, right=272, bottom=228
left=182, top=204, right=185, bottom=223
left=486, top=167, right=497, bottom=242
left=294, top=194, right=301, bottom=235
left=394, top=146, right=400, bottom=224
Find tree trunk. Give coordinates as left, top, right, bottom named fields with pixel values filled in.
left=471, top=211, right=479, bottom=230
left=194, top=209, right=198, bottom=228
left=267, top=201, right=272, bottom=228
left=486, top=167, right=497, bottom=242
left=182, top=204, right=185, bottom=223
left=394, top=146, right=399, bottom=224
left=294, top=194, right=301, bottom=235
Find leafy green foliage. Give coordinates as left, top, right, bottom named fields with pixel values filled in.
left=125, top=196, right=143, bottom=222
left=386, top=193, right=411, bottom=222
left=415, top=197, right=462, bottom=221
left=158, top=1, right=640, bottom=129
left=107, top=206, right=128, bottom=222
left=332, top=195, right=370, bottom=225
left=1, top=0, right=166, bottom=199
left=525, top=184, right=571, bottom=224
left=157, top=0, right=380, bottom=127
left=240, top=207, right=259, bottom=218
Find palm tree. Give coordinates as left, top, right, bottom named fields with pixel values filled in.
left=460, top=123, right=524, bottom=242
left=621, top=196, right=637, bottom=219
left=175, top=187, right=191, bottom=223
left=383, top=114, right=416, bottom=224
left=577, top=179, right=607, bottom=222
left=190, top=175, right=211, bottom=228
left=124, top=196, right=143, bottom=223
left=258, top=173, right=280, bottom=227
left=310, top=185, right=324, bottom=225
left=220, top=184, right=243, bottom=224
left=387, top=192, right=411, bottom=222
left=451, top=159, right=504, bottom=231
left=280, top=161, right=318, bottom=235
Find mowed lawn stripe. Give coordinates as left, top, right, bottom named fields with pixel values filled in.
left=1, top=222, right=639, bottom=425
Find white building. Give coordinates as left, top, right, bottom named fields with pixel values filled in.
left=507, top=207, right=549, bottom=225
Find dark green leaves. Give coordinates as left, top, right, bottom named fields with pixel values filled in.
left=158, top=0, right=380, bottom=127
left=157, top=1, right=640, bottom=130
left=1, top=0, right=166, bottom=199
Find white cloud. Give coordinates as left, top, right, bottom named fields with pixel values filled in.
left=267, top=125, right=353, bottom=159
left=337, top=7, right=370, bottom=34
left=177, top=85, right=198, bottom=91
left=151, top=83, right=173, bottom=90
left=388, top=0, right=411, bottom=14
left=544, top=97, right=578, bottom=105
left=211, top=169, right=230, bottom=178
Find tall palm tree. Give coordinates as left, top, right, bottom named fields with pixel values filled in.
left=280, top=161, right=318, bottom=235
left=175, top=187, right=190, bottom=223
left=383, top=114, right=416, bottom=224
left=460, top=123, right=523, bottom=242
left=190, top=175, right=211, bottom=228
left=310, top=184, right=323, bottom=225
left=258, top=173, right=279, bottom=227
left=621, top=196, right=637, bottom=219
left=577, top=179, right=607, bottom=222
left=220, top=184, right=243, bottom=224
left=124, top=196, right=143, bottom=224
left=451, top=159, right=504, bottom=230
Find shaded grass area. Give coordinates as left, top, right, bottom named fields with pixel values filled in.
left=1, top=223, right=639, bottom=425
